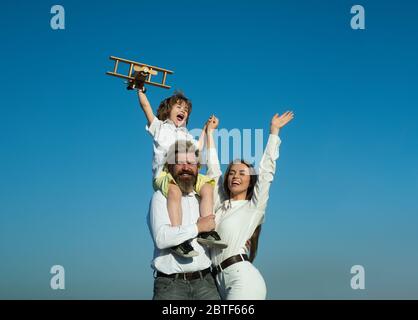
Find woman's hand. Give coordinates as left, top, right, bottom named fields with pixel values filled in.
left=206, top=115, right=219, bottom=132
left=270, top=111, right=294, bottom=135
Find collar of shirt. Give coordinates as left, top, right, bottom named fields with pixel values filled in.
left=222, top=199, right=247, bottom=210
left=185, top=190, right=198, bottom=197
left=163, top=119, right=187, bottom=131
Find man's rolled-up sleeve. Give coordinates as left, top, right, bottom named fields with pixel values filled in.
left=149, top=191, right=198, bottom=249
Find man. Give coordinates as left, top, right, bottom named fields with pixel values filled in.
left=147, top=140, right=220, bottom=300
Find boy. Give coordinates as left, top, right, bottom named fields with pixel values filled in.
left=137, top=89, right=227, bottom=257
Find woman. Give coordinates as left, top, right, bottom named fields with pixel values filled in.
left=205, top=112, right=294, bottom=300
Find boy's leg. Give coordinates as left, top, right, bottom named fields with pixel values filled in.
left=198, top=183, right=214, bottom=218
left=156, top=173, right=198, bottom=258
left=196, top=179, right=228, bottom=249
left=167, top=183, right=183, bottom=226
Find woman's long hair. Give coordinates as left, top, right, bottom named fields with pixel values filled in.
left=223, top=159, right=261, bottom=262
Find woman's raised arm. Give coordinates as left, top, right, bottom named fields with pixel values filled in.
left=250, top=112, right=294, bottom=212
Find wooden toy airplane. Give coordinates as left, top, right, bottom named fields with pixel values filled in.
left=106, top=56, right=174, bottom=92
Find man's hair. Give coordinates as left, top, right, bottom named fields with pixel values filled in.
left=166, top=140, right=200, bottom=170
left=156, top=91, right=192, bottom=124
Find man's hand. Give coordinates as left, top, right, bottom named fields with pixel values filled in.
left=206, top=115, right=219, bottom=132
left=197, top=215, right=216, bottom=233
left=270, top=111, right=294, bottom=135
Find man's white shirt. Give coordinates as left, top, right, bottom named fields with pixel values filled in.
left=148, top=190, right=212, bottom=274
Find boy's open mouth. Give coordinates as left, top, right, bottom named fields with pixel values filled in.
left=177, top=114, right=185, bottom=122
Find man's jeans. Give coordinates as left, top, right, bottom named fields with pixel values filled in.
left=153, top=272, right=221, bottom=300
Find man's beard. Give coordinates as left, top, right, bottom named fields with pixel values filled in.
left=174, top=169, right=197, bottom=194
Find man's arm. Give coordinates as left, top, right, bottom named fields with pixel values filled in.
left=137, top=90, right=155, bottom=126
left=149, top=192, right=215, bottom=249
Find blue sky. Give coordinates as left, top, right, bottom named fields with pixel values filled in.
left=1, top=0, right=418, bottom=299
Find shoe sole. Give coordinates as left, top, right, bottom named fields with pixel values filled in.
left=197, top=238, right=228, bottom=249
left=170, top=250, right=199, bottom=258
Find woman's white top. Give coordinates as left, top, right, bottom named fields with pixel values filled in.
left=206, top=134, right=281, bottom=267
left=146, top=117, right=198, bottom=179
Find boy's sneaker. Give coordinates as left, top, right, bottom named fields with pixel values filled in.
left=170, top=241, right=199, bottom=258
left=197, top=231, right=228, bottom=249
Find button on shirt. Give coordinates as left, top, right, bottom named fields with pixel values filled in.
left=146, top=118, right=198, bottom=179
left=147, top=190, right=212, bottom=275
